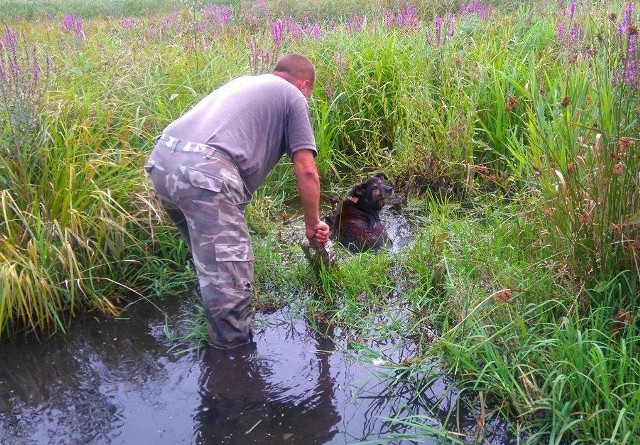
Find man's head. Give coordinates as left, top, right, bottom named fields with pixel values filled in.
left=273, top=54, right=315, bottom=98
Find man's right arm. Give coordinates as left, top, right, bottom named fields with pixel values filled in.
left=292, top=149, right=329, bottom=245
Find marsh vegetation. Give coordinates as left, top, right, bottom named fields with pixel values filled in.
left=1, top=0, right=639, bottom=443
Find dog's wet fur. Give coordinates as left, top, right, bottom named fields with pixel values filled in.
left=327, top=173, right=394, bottom=253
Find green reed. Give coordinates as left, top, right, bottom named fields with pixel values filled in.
left=0, top=0, right=184, bottom=19
left=522, top=4, right=640, bottom=284
left=1, top=1, right=639, bottom=442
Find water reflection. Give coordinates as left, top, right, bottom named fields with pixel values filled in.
left=0, top=299, right=518, bottom=444
left=195, top=323, right=340, bottom=444
left=0, top=302, right=199, bottom=445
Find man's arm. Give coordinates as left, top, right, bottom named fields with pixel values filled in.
left=292, top=149, right=330, bottom=245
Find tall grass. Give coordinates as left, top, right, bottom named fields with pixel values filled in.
left=437, top=269, right=640, bottom=443
left=1, top=0, right=639, bottom=442
left=0, top=0, right=185, bottom=19
left=523, top=2, right=640, bottom=284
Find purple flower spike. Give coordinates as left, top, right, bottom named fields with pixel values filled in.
left=618, top=3, right=634, bottom=36
left=272, top=20, right=284, bottom=47
left=61, top=14, right=74, bottom=32
left=434, top=16, right=443, bottom=45
left=122, top=18, right=136, bottom=29
left=385, top=9, right=394, bottom=27
left=309, top=23, right=322, bottom=40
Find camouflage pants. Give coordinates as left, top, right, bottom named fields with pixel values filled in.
left=144, top=135, right=254, bottom=349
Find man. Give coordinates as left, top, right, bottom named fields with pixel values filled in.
left=144, top=54, right=330, bottom=349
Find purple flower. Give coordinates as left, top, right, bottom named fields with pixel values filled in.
left=434, top=16, right=443, bottom=45
left=32, top=47, right=40, bottom=83
left=385, top=5, right=419, bottom=30
left=0, top=24, right=53, bottom=147
left=447, top=17, right=456, bottom=37
left=160, top=12, right=179, bottom=31
left=3, top=28, right=20, bottom=80
left=122, top=18, right=136, bottom=29
left=611, top=3, right=639, bottom=90
left=248, top=38, right=271, bottom=75
left=461, top=1, right=490, bottom=19
left=384, top=9, right=394, bottom=27
left=60, top=14, right=84, bottom=39
left=61, top=14, right=75, bottom=32
left=325, top=82, right=333, bottom=98
left=45, top=54, right=53, bottom=78
left=193, top=21, right=206, bottom=34
left=3, top=27, right=17, bottom=46
left=618, top=33, right=639, bottom=88
left=568, top=24, right=583, bottom=42
left=308, top=23, right=322, bottom=40
left=346, top=13, right=365, bottom=33
left=74, top=17, right=84, bottom=40
left=256, top=0, right=269, bottom=16
left=203, top=4, right=232, bottom=26
left=618, top=3, right=634, bottom=36
left=397, top=5, right=419, bottom=29
left=271, top=20, right=284, bottom=47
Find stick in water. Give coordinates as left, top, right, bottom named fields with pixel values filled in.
left=301, top=239, right=338, bottom=271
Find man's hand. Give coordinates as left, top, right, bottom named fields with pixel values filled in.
left=307, top=220, right=330, bottom=245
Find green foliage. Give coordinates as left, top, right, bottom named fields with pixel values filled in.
left=0, top=0, right=183, bottom=19
left=1, top=1, right=640, bottom=442
left=522, top=26, right=640, bottom=284
left=437, top=272, right=640, bottom=444
left=332, top=32, right=408, bottom=164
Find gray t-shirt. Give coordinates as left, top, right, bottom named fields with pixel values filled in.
left=163, top=74, right=316, bottom=194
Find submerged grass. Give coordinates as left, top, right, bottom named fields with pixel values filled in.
left=1, top=0, right=639, bottom=442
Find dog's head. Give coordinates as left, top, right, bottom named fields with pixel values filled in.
left=348, top=173, right=394, bottom=212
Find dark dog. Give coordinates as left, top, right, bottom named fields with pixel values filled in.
left=327, top=173, right=394, bottom=253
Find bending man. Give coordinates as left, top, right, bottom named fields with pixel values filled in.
left=145, top=54, right=330, bottom=349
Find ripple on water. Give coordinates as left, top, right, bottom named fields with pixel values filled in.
left=0, top=261, right=519, bottom=445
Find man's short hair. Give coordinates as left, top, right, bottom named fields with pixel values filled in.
left=273, top=54, right=315, bottom=83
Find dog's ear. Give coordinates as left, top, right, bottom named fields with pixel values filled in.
left=349, top=182, right=365, bottom=198
left=375, top=172, right=388, bottom=181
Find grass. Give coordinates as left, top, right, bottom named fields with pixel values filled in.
left=1, top=0, right=639, bottom=443
left=0, top=0, right=184, bottom=19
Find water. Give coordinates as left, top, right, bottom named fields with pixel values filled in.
left=0, top=211, right=519, bottom=444
left=0, top=298, right=518, bottom=445
left=380, top=207, right=415, bottom=253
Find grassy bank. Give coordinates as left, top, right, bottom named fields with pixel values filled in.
left=1, top=0, right=638, bottom=442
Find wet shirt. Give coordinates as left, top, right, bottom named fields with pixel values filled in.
left=163, top=74, right=316, bottom=194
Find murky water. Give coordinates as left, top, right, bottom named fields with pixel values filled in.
left=0, top=298, right=518, bottom=445
left=380, top=207, right=415, bottom=253
left=0, top=211, right=519, bottom=444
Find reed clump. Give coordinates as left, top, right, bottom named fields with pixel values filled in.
left=1, top=0, right=639, bottom=442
